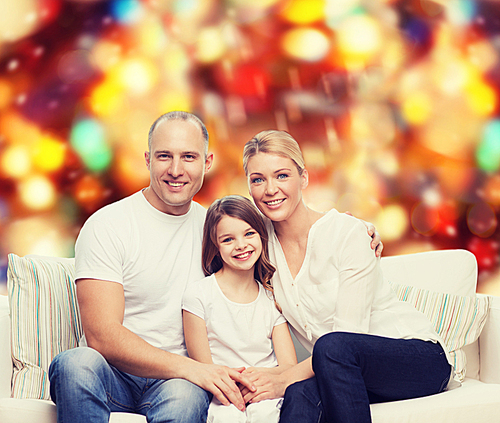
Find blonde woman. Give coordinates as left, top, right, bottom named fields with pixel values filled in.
left=239, top=130, right=453, bottom=423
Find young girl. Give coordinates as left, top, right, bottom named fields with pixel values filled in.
left=182, top=195, right=297, bottom=423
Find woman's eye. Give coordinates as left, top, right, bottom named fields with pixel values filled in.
left=251, top=177, right=263, bottom=184
left=277, top=173, right=288, bottom=180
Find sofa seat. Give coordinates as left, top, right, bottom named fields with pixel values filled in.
left=371, top=378, right=500, bottom=423
left=0, top=397, right=147, bottom=423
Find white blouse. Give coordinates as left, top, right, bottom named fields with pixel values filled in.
left=267, top=209, right=452, bottom=367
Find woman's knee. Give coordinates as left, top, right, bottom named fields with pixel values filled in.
left=313, top=332, right=353, bottom=366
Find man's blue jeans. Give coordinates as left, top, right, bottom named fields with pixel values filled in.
left=280, top=332, right=451, bottom=423
left=49, top=347, right=210, bottom=423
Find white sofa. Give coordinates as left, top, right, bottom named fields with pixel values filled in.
left=1, top=249, right=500, bottom=423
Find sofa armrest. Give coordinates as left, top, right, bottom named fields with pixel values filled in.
left=479, top=294, right=500, bottom=383
left=0, top=295, right=12, bottom=398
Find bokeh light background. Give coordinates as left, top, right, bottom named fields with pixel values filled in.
left=1, top=0, right=500, bottom=294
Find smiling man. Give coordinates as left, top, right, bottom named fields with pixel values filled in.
left=48, top=112, right=254, bottom=423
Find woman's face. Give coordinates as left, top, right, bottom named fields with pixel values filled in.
left=246, top=152, right=308, bottom=222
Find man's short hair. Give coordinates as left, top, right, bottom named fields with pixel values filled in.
left=148, top=111, right=209, bottom=157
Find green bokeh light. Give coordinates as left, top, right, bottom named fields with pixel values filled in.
left=70, top=119, right=112, bottom=172
left=476, top=119, right=500, bottom=173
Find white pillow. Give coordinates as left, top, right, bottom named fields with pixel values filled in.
left=389, top=281, right=491, bottom=381
left=7, top=254, right=81, bottom=400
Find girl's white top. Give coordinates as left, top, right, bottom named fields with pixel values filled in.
left=266, top=209, right=452, bottom=368
left=182, top=274, right=286, bottom=368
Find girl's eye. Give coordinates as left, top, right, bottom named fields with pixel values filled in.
left=245, top=231, right=257, bottom=237
left=222, top=237, right=233, bottom=243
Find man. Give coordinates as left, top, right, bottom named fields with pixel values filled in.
left=49, top=111, right=382, bottom=422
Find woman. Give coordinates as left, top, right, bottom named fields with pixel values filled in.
left=239, top=130, right=453, bottom=423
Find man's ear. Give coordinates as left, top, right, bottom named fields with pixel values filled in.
left=145, top=151, right=151, bottom=169
left=204, top=152, right=214, bottom=173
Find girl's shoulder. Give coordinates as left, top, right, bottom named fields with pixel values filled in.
left=184, top=274, right=216, bottom=297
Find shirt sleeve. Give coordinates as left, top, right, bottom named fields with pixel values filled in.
left=182, top=279, right=206, bottom=320
left=333, top=218, right=381, bottom=334
left=75, top=216, right=125, bottom=284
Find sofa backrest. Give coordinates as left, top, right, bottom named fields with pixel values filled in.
left=381, top=249, right=481, bottom=380
left=380, top=249, right=477, bottom=296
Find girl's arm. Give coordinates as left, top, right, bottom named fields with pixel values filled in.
left=240, top=322, right=301, bottom=403
left=271, top=322, right=298, bottom=372
left=244, top=322, right=297, bottom=375
left=182, top=310, right=213, bottom=364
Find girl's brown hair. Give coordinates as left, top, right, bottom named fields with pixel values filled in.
left=202, top=195, right=279, bottom=310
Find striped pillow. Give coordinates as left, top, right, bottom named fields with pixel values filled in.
left=7, top=254, right=82, bottom=400
left=389, top=281, right=491, bottom=382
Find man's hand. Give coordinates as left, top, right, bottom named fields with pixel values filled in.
left=239, top=368, right=286, bottom=404
left=186, top=363, right=255, bottom=411
left=345, top=212, right=383, bottom=257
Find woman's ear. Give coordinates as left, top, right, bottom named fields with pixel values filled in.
left=301, top=168, right=309, bottom=189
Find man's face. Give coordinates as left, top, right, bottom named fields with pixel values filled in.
left=144, top=119, right=213, bottom=215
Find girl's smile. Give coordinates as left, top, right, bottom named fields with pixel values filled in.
left=216, top=215, right=262, bottom=273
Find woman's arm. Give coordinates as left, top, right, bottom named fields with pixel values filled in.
left=182, top=310, right=213, bottom=364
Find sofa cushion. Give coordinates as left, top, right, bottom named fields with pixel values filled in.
left=371, top=378, right=500, bottom=423
left=0, top=398, right=147, bottom=423
left=7, top=254, right=81, bottom=400
left=389, top=281, right=490, bottom=381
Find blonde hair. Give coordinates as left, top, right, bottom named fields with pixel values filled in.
left=243, top=130, right=305, bottom=176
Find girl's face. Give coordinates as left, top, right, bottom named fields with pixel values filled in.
left=216, top=215, right=263, bottom=273
left=246, top=152, right=308, bottom=223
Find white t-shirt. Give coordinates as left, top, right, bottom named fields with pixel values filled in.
left=267, top=209, right=453, bottom=367
left=182, top=274, right=286, bottom=368
left=75, top=190, right=206, bottom=356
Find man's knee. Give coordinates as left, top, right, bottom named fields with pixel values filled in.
left=49, top=347, right=109, bottom=401
left=50, top=347, right=107, bottom=379
left=149, top=379, right=210, bottom=423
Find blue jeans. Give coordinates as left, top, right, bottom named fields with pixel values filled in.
left=280, top=332, right=451, bottom=423
left=49, top=347, right=210, bottom=423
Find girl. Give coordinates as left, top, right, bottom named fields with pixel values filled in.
left=239, top=130, right=454, bottom=423
left=182, top=195, right=297, bottom=423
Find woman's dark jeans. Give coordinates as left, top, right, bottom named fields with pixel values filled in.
left=280, top=332, right=451, bottom=423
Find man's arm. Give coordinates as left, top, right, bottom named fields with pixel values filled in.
left=77, top=278, right=254, bottom=410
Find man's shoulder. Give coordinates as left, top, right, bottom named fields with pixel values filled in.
left=88, top=191, right=141, bottom=221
